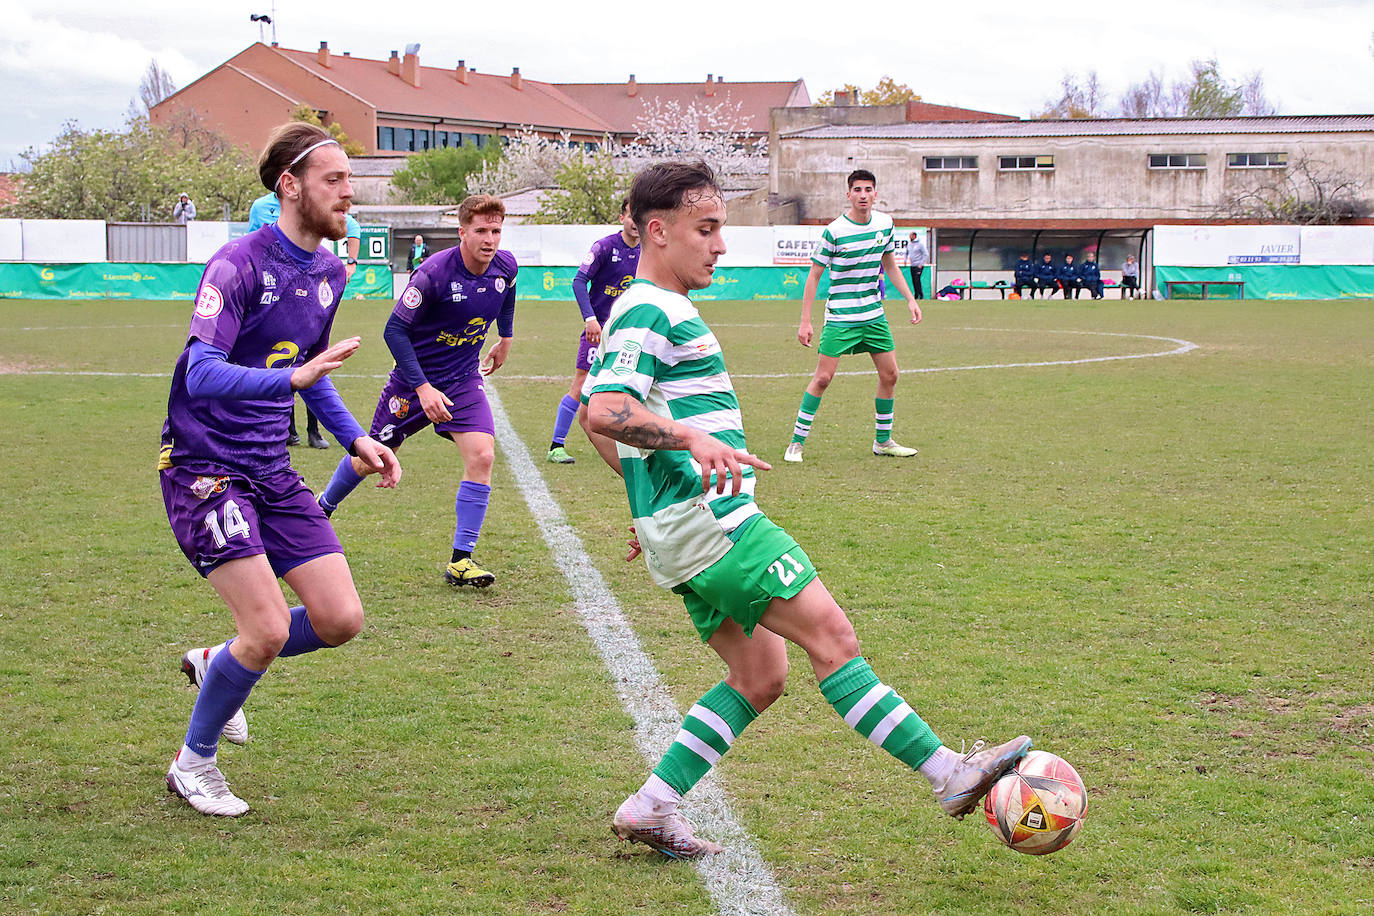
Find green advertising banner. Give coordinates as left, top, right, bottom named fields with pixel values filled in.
left=0, top=262, right=394, bottom=300
left=1156, top=265, right=1374, bottom=300
left=514, top=265, right=900, bottom=302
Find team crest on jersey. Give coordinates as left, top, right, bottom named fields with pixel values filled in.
left=194, top=284, right=223, bottom=319
left=318, top=279, right=334, bottom=308
left=402, top=286, right=423, bottom=309
left=580, top=248, right=596, bottom=267
left=263, top=272, right=276, bottom=289
left=611, top=340, right=641, bottom=376
left=388, top=395, right=411, bottom=418
left=190, top=475, right=230, bottom=500
left=494, top=278, right=506, bottom=294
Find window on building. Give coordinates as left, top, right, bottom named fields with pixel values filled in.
left=998, top=155, right=1054, bottom=171
left=377, top=126, right=395, bottom=151
left=396, top=128, right=414, bottom=151
left=924, top=156, right=977, bottom=171
left=416, top=130, right=432, bottom=151
left=461, top=133, right=482, bottom=147
left=1227, top=152, right=1287, bottom=168
left=1148, top=153, right=1207, bottom=169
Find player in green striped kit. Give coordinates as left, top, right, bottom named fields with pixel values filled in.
left=583, top=161, right=1030, bottom=860
left=786, top=169, right=922, bottom=463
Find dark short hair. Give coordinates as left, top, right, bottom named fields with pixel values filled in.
left=257, top=122, right=336, bottom=193
left=629, top=161, right=721, bottom=234
left=458, top=194, right=506, bottom=226
left=847, top=169, right=876, bottom=189
left=620, top=197, right=630, bottom=215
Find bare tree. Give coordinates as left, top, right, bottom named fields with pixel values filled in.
left=1216, top=153, right=1365, bottom=224
left=1035, top=71, right=1107, bottom=118
left=1120, top=71, right=1168, bottom=118
left=138, top=60, right=177, bottom=113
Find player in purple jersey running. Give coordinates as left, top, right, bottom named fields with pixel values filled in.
left=160, top=122, right=401, bottom=817
left=318, top=194, right=516, bottom=588
left=544, top=198, right=640, bottom=466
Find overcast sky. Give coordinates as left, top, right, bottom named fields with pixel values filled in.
left=2, top=0, right=1371, bottom=166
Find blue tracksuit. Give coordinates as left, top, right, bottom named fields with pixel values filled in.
left=1079, top=259, right=1103, bottom=298
left=1035, top=259, right=1058, bottom=295
left=1057, top=261, right=1081, bottom=298
left=1013, top=258, right=1036, bottom=296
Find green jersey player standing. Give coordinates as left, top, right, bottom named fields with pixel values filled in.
left=582, top=161, right=1031, bottom=860
left=786, top=168, right=922, bottom=463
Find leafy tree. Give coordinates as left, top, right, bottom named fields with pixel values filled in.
left=530, top=151, right=623, bottom=224
left=815, top=77, right=920, bottom=107
left=1181, top=59, right=1244, bottom=117
left=289, top=104, right=364, bottom=157
left=138, top=59, right=176, bottom=114
left=391, top=143, right=500, bottom=204
left=4, top=116, right=259, bottom=221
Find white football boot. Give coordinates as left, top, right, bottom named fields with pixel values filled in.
left=933, top=736, right=1033, bottom=818
left=166, top=750, right=249, bottom=817
left=783, top=442, right=804, bottom=463
left=612, top=794, right=722, bottom=859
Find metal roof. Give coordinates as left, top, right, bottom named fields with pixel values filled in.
left=785, top=114, right=1374, bottom=140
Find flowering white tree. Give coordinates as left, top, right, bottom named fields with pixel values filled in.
left=467, top=127, right=601, bottom=196
left=620, top=97, right=767, bottom=181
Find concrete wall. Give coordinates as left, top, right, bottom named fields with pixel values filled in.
left=774, top=130, right=1374, bottom=225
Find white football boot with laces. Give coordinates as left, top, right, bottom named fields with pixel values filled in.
left=181, top=647, right=249, bottom=744
left=612, top=794, right=723, bottom=859
left=166, top=750, right=250, bottom=817
left=933, top=735, right=1033, bottom=818
left=783, top=442, right=804, bottom=463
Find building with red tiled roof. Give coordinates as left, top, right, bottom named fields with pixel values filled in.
left=151, top=43, right=808, bottom=157
left=0, top=174, right=18, bottom=209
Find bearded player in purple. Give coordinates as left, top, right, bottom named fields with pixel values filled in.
left=160, top=122, right=401, bottom=817
left=318, top=194, right=516, bottom=588
left=544, top=197, right=640, bottom=466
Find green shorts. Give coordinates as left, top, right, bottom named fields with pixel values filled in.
left=817, top=319, right=895, bottom=357
left=672, top=515, right=818, bottom=642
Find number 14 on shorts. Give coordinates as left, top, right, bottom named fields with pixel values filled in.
left=205, top=499, right=251, bottom=548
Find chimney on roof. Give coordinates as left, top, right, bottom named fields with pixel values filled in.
left=455, top=60, right=468, bottom=84
left=317, top=41, right=330, bottom=67
left=834, top=89, right=852, bottom=107
left=705, top=73, right=715, bottom=97
left=402, top=44, right=421, bottom=87
left=627, top=74, right=637, bottom=97
left=510, top=67, right=522, bottom=90
left=342, top=51, right=350, bottom=57
left=388, top=50, right=400, bottom=76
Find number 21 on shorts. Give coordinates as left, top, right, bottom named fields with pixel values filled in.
left=768, top=551, right=806, bottom=587
left=204, top=499, right=251, bottom=548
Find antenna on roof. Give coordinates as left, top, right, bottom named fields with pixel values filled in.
left=249, top=1, right=277, bottom=44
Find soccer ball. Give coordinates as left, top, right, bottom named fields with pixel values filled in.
left=983, top=751, right=1086, bottom=855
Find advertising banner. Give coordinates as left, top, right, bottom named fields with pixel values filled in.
left=1154, top=225, right=1302, bottom=266
left=515, top=265, right=865, bottom=302
left=772, top=226, right=824, bottom=265
left=0, top=219, right=22, bottom=260
left=0, top=262, right=394, bottom=301
left=1155, top=265, right=1374, bottom=299
left=21, top=220, right=107, bottom=262
left=1298, top=226, right=1374, bottom=266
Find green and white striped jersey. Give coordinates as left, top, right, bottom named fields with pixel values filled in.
left=584, top=278, right=761, bottom=588
left=812, top=210, right=895, bottom=325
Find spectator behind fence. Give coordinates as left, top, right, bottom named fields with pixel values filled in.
left=406, top=235, right=430, bottom=271
left=1013, top=252, right=1036, bottom=298
left=906, top=231, right=928, bottom=299
left=173, top=193, right=197, bottom=224
left=1121, top=255, right=1141, bottom=298
left=1079, top=252, right=1104, bottom=299
left=1034, top=253, right=1058, bottom=298
left=1057, top=254, right=1081, bottom=299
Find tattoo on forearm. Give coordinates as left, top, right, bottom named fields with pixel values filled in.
left=602, top=397, right=688, bottom=449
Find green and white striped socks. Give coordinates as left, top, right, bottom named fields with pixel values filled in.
left=874, top=397, right=894, bottom=444
left=820, top=657, right=941, bottom=770
left=650, top=681, right=759, bottom=800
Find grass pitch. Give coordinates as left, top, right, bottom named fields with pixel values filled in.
left=1, top=295, right=1371, bottom=915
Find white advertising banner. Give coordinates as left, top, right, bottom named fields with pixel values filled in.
left=0, top=219, right=21, bottom=260
left=22, top=219, right=107, bottom=262
left=772, top=225, right=824, bottom=265
left=186, top=221, right=230, bottom=264
left=1154, top=225, right=1302, bottom=266
left=1298, top=226, right=1374, bottom=266
left=717, top=227, right=774, bottom=266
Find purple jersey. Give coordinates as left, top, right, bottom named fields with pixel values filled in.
left=161, top=226, right=347, bottom=475
left=389, top=247, right=517, bottom=387
left=575, top=231, right=640, bottom=323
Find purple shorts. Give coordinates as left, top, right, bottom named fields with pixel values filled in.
left=161, top=464, right=342, bottom=578
left=368, top=373, right=494, bottom=448
left=575, top=333, right=599, bottom=373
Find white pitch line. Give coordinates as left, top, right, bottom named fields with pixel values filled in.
left=485, top=384, right=796, bottom=916
left=3, top=329, right=1197, bottom=382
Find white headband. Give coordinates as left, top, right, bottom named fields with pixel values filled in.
left=275, top=138, right=340, bottom=189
